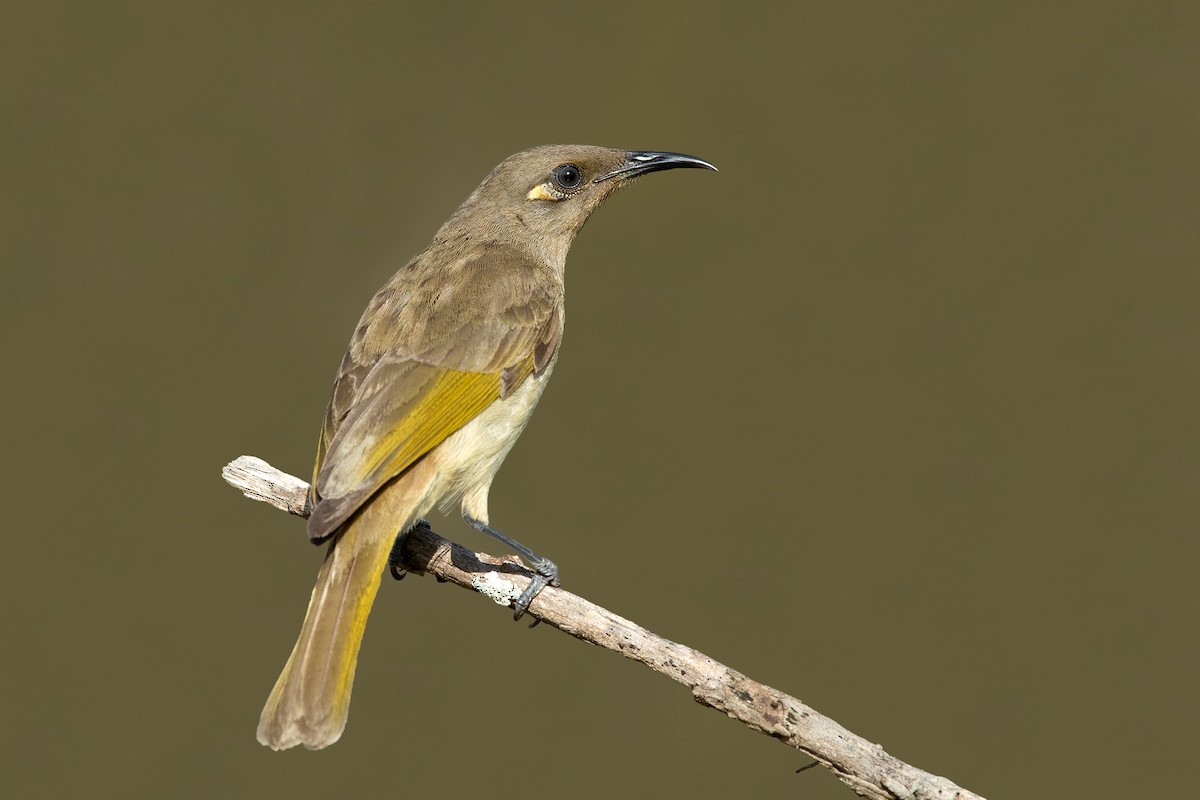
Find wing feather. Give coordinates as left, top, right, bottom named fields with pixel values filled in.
left=306, top=246, right=562, bottom=541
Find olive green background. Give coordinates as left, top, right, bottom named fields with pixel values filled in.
left=3, top=3, right=1197, bottom=798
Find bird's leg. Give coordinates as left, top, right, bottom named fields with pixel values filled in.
left=387, top=519, right=433, bottom=581
left=463, top=515, right=559, bottom=619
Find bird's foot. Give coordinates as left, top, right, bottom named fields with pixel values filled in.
left=461, top=515, right=558, bottom=624
left=512, top=556, right=558, bottom=623
left=388, top=519, right=433, bottom=581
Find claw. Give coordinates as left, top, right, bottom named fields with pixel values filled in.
left=387, top=521, right=428, bottom=581
left=387, top=537, right=407, bottom=580
left=512, top=574, right=549, bottom=621
left=511, top=556, right=558, bottom=621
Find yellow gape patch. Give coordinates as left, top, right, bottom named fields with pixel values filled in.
left=526, top=183, right=560, bottom=202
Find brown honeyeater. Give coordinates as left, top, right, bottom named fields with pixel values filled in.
left=256, top=145, right=716, bottom=750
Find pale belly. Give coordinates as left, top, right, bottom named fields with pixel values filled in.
left=425, top=364, right=555, bottom=524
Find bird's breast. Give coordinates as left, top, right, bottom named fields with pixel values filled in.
left=427, top=364, right=556, bottom=519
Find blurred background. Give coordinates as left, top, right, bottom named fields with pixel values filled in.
left=3, top=3, right=1197, bottom=798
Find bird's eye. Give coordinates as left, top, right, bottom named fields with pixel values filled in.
left=551, top=164, right=583, bottom=191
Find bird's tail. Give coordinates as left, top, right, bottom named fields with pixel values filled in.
left=257, top=470, right=430, bottom=750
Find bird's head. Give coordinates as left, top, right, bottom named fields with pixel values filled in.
left=445, top=145, right=716, bottom=263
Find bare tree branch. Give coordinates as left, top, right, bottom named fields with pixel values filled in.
left=223, top=454, right=985, bottom=800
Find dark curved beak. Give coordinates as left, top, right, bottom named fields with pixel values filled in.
left=593, top=151, right=718, bottom=183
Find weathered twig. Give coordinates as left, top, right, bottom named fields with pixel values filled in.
left=223, top=454, right=984, bottom=800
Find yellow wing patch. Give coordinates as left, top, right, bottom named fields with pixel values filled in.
left=348, top=367, right=502, bottom=489
left=307, top=356, right=538, bottom=541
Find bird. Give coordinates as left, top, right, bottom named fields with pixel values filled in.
left=257, top=144, right=716, bottom=751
